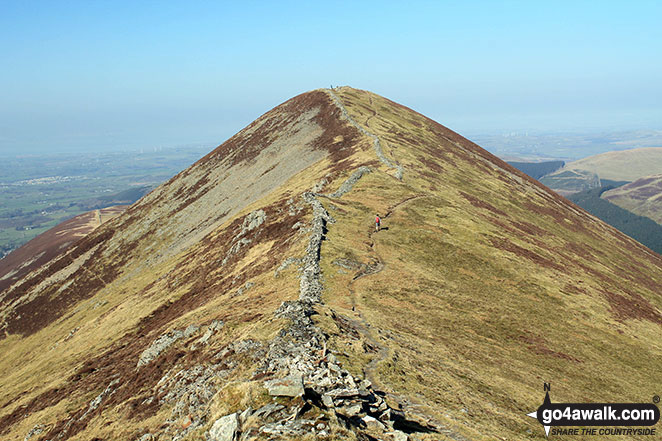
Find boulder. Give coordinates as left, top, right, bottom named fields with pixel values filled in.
left=386, top=430, right=409, bottom=441
left=321, top=393, right=334, bottom=408
left=337, top=403, right=363, bottom=417
left=326, top=387, right=359, bottom=398
left=362, top=415, right=386, bottom=431
left=253, top=402, right=284, bottom=419
left=264, top=374, right=304, bottom=397
left=208, top=413, right=239, bottom=441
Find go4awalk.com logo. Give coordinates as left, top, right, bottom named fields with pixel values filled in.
left=526, top=384, right=660, bottom=437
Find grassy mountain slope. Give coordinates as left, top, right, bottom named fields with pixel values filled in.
left=602, top=174, right=662, bottom=224
left=315, top=88, right=662, bottom=440
left=0, top=206, right=127, bottom=294
left=0, top=88, right=661, bottom=441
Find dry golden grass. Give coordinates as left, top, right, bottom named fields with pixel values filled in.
left=1, top=87, right=661, bottom=441
left=313, top=87, right=662, bottom=440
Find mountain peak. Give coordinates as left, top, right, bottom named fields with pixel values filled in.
left=1, top=88, right=660, bottom=440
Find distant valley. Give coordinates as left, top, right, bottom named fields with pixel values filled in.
left=509, top=148, right=662, bottom=255
left=0, top=147, right=209, bottom=258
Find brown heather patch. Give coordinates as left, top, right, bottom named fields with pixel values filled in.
left=459, top=191, right=507, bottom=217
left=0, top=387, right=67, bottom=435
left=0, top=208, right=127, bottom=293
left=173, top=173, right=212, bottom=212
left=602, top=289, right=662, bottom=325
left=561, top=282, right=588, bottom=296
left=621, top=263, right=662, bottom=293
left=518, top=333, right=582, bottom=363
left=569, top=259, right=614, bottom=285
left=510, top=220, right=549, bottom=237
left=484, top=216, right=550, bottom=251
left=632, top=176, right=658, bottom=187
left=484, top=216, right=518, bottom=235
left=418, top=155, right=445, bottom=175
left=1, top=228, right=113, bottom=307
left=563, top=241, right=596, bottom=261
left=196, top=90, right=362, bottom=173
left=523, top=200, right=568, bottom=225
left=489, top=236, right=564, bottom=272
left=310, top=94, right=362, bottom=161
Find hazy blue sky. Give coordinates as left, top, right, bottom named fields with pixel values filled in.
left=1, top=1, right=661, bottom=154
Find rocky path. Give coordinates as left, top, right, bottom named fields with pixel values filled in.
left=326, top=89, right=404, bottom=180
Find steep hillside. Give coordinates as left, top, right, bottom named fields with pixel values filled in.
left=602, top=174, right=662, bottom=224
left=0, top=206, right=127, bottom=294
left=1, top=88, right=661, bottom=441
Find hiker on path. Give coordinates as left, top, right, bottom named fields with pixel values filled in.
left=375, top=214, right=381, bottom=232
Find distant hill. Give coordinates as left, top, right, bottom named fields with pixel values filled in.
left=506, top=160, right=564, bottom=179
left=568, top=187, right=662, bottom=254
left=539, top=168, right=601, bottom=195
left=540, top=147, right=662, bottom=194
left=565, top=147, right=662, bottom=181
left=0, top=206, right=126, bottom=293
left=76, top=185, right=154, bottom=210
left=602, top=174, right=662, bottom=224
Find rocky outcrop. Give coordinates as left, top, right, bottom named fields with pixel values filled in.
left=264, top=374, right=304, bottom=397
left=221, top=210, right=267, bottom=265
left=23, top=424, right=47, bottom=441
left=137, top=325, right=199, bottom=367
left=194, top=320, right=224, bottom=347
left=326, top=166, right=372, bottom=198
left=240, top=170, right=435, bottom=440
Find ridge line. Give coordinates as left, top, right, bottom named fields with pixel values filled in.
left=325, top=89, right=404, bottom=180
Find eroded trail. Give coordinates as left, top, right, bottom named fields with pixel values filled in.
left=346, top=194, right=428, bottom=390
left=326, top=89, right=404, bottom=180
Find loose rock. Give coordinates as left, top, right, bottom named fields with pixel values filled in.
left=264, top=374, right=304, bottom=397
left=208, top=413, right=239, bottom=441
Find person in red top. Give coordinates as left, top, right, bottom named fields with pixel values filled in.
left=375, top=214, right=381, bottom=232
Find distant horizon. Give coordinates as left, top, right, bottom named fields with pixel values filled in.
left=2, top=1, right=660, bottom=156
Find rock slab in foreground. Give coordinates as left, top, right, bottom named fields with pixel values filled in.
left=207, top=412, right=239, bottom=441
left=264, top=374, right=304, bottom=397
